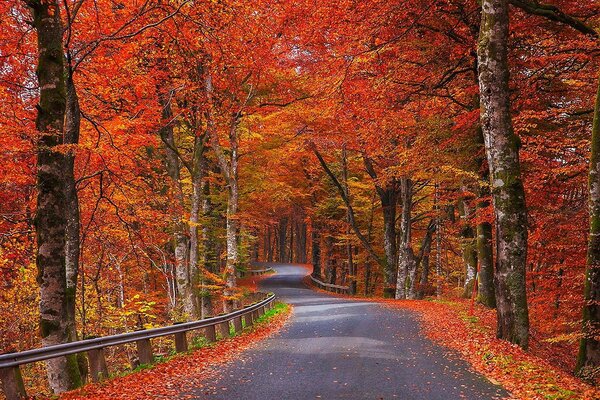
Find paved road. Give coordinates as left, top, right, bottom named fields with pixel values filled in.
left=189, top=264, right=508, bottom=399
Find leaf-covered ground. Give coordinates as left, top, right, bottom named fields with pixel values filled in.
left=56, top=303, right=291, bottom=400
left=382, top=299, right=600, bottom=400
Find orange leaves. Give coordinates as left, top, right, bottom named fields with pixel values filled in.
left=384, top=299, right=600, bottom=400
left=59, top=304, right=292, bottom=400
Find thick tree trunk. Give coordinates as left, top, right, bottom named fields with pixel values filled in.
left=459, top=198, right=478, bottom=298
left=363, top=155, right=397, bottom=293
left=381, top=189, right=397, bottom=293
left=577, top=75, right=600, bottom=380
left=478, top=0, right=529, bottom=348
left=396, top=178, right=416, bottom=299
left=29, top=0, right=82, bottom=392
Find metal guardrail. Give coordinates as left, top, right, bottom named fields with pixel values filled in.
left=309, top=275, right=350, bottom=294
left=0, top=293, right=275, bottom=399
left=239, top=267, right=273, bottom=278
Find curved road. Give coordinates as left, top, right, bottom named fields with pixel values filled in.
left=189, top=264, right=507, bottom=399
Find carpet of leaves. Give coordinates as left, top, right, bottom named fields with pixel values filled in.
left=56, top=306, right=292, bottom=400
left=382, top=299, right=599, bottom=400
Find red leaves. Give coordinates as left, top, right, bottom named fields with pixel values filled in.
left=383, top=299, right=600, bottom=400
left=58, top=306, right=292, bottom=400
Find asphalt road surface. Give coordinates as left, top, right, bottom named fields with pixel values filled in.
left=188, top=263, right=508, bottom=399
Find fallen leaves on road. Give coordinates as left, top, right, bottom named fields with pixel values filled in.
left=381, top=299, right=600, bottom=400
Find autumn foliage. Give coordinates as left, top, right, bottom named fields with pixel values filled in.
left=1, top=0, right=600, bottom=397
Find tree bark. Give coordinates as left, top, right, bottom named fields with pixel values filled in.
left=477, top=202, right=496, bottom=308
left=459, top=198, right=478, bottom=298
left=396, top=178, right=416, bottom=299
left=413, top=220, right=435, bottom=299
left=363, top=155, right=397, bottom=292
left=311, top=224, right=322, bottom=278
left=29, top=0, right=82, bottom=392
left=188, top=135, right=207, bottom=320
left=577, top=75, right=600, bottom=380
left=278, top=217, right=288, bottom=262
left=158, top=89, right=194, bottom=320
left=478, top=0, right=529, bottom=348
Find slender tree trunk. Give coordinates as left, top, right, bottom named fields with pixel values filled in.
left=158, top=89, right=192, bottom=320
left=459, top=198, right=478, bottom=298
left=477, top=202, right=496, bottom=308
left=577, top=75, right=600, bottom=380
left=435, top=182, right=443, bottom=299
left=278, top=217, right=288, bottom=263
left=478, top=0, right=529, bottom=348
left=224, top=180, right=239, bottom=312
left=187, top=136, right=207, bottom=320
left=200, top=169, right=213, bottom=318
left=412, top=220, right=435, bottom=299
left=289, top=215, right=294, bottom=263
left=29, top=0, right=82, bottom=392
left=64, top=76, right=81, bottom=340
left=342, top=148, right=357, bottom=294
left=311, top=224, right=322, bottom=278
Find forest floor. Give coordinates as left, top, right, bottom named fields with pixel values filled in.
left=307, top=280, right=599, bottom=400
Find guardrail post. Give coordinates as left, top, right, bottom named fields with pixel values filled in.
left=244, top=311, right=254, bottom=327
left=233, top=316, right=243, bottom=333
left=217, top=321, right=230, bottom=339
left=87, top=347, right=109, bottom=383
left=174, top=330, right=188, bottom=353
left=203, top=325, right=217, bottom=342
left=0, top=366, right=26, bottom=400
left=136, top=337, right=153, bottom=365
left=258, top=306, right=265, bottom=317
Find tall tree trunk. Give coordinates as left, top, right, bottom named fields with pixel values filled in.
left=412, top=220, right=435, bottom=299
left=478, top=0, right=529, bottom=348
left=311, top=224, right=322, bottom=278
left=278, top=217, right=288, bottom=263
left=289, top=215, right=294, bottom=263
left=29, top=0, right=82, bottom=392
left=363, top=155, right=397, bottom=294
left=200, top=169, right=213, bottom=318
left=477, top=199, right=496, bottom=308
left=158, top=89, right=192, bottom=320
left=435, top=182, right=443, bottom=299
left=224, top=180, right=239, bottom=312
left=187, top=136, right=207, bottom=320
left=64, top=76, right=80, bottom=339
left=459, top=198, right=478, bottom=298
left=342, top=148, right=357, bottom=294
left=396, top=178, right=416, bottom=299
left=577, top=75, right=600, bottom=380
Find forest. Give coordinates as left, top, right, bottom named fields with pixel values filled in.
left=1, top=0, right=600, bottom=398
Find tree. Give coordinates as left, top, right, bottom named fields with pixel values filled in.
left=477, top=0, right=530, bottom=348
left=26, top=0, right=83, bottom=392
